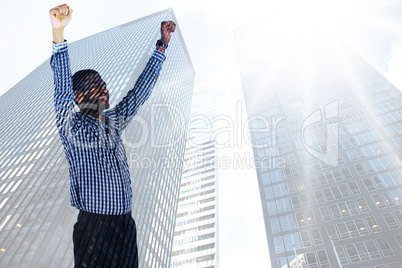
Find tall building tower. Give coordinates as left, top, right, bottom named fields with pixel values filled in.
left=170, top=88, right=219, bottom=268
left=235, top=21, right=402, bottom=268
left=0, top=9, right=194, bottom=268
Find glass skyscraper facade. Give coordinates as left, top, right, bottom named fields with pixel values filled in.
left=0, top=9, right=194, bottom=268
left=170, top=88, right=219, bottom=268
left=235, top=21, right=402, bottom=268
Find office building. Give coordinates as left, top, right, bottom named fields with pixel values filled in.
left=235, top=21, right=402, bottom=268
left=170, top=88, right=219, bottom=268
left=0, top=9, right=194, bottom=268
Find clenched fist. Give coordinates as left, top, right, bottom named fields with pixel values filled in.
left=160, top=21, right=176, bottom=44
left=49, top=4, right=73, bottom=30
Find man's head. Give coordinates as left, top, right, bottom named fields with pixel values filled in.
left=72, top=69, right=110, bottom=115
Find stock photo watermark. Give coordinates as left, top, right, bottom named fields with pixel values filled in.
left=64, top=100, right=340, bottom=169
left=130, top=151, right=287, bottom=171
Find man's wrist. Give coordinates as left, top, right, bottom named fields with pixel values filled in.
left=52, top=28, right=65, bottom=44
left=156, top=39, right=168, bottom=53
left=156, top=46, right=165, bottom=53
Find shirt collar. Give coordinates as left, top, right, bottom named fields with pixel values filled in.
left=82, top=113, right=99, bottom=125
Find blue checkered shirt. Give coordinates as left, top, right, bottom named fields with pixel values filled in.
left=51, top=41, right=165, bottom=215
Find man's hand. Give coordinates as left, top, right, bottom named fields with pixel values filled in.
left=50, top=4, right=73, bottom=30
left=50, top=4, right=73, bottom=43
left=157, top=21, right=176, bottom=53
left=160, top=21, right=176, bottom=44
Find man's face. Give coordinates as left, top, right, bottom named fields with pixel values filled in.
left=75, top=74, right=110, bottom=111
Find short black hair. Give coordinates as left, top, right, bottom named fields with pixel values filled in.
left=72, top=69, right=100, bottom=93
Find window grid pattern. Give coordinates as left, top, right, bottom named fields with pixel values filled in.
left=170, top=89, right=218, bottom=268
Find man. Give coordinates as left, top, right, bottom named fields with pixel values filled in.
left=49, top=4, right=176, bottom=267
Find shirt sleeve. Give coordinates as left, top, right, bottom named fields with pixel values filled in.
left=107, top=50, right=166, bottom=131
left=50, top=41, right=77, bottom=138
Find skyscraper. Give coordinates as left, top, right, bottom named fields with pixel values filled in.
left=170, top=88, right=219, bottom=268
left=0, top=9, right=194, bottom=268
left=235, top=21, right=402, bottom=268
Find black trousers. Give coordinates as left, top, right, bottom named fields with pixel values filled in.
left=73, top=210, right=138, bottom=268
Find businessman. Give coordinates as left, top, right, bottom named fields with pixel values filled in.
left=49, top=4, right=176, bottom=267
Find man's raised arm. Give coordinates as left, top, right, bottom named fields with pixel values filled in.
left=49, top=4, right=75, bottom=137
left=107, top=21, right=176, bottom=131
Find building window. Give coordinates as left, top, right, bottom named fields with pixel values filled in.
left=279, top=215, right=294, bottom=231
left=355, top=219, right=369, bottom=236
left=345, top=200, right=358, bottom=216
left=270, top=218, right=280, bottom=233
left=276, top=198, right=292, bottom=214
left=372, top=194, right=387, bottom=209
left=262, top=173, right=270, bottom=185
left=348, top=182, right=360, bottom=194
left=339, top=184, right=351, bottom=197
left=376, top=238, right=394, bottom=257
left=277, top=257, right=287, bottom=268
left=388, top=263, right=402, bottom=268
left=383, top=189, right=402, bottom=207
left=364, top=240, right=381, bottom=260
left=316, top=249, right=329, bottom=267
left=296, top=213, right=306, bottom=228
left=354, top=163, right=366, bottom=175
left=283, top=233, right=303, bottom=251
left=335, top=246, right=349, bottom=265
left=300, top=231, right=312, bottom=248
left=356, top=198, right=370, bottom=213
left=366, top=216, right=381, bottom=233
left=363, top=177, right=376, bottom=191
left=300, top=194, right=310, bottom=206
left=347, top=150, right=358, bottom=161
left=345, top=244, right=361, bottom=263
left=274, top=236, right=285, bottom=254
left=309, top=176, right=319, bottom=188
left=395, top=234, right=402, bottom=248
left=305, top=252, right=318, bottom=267
left=337, top=222, right=351, bottom=239
left=305, top=210, right=315, bottom=225
left=270, top=169, right=285, bottom=183
left=323, top=188, right=334, bottom=201
left=330, top=204, right=342, bottom=219
left=264, top=187, right=274, bottom=200
left=341, top=167, right=352, bottom=179
left=326, top=225, right=339, bottom=241
left=286, top=196, right=300, bottom=210
left=267, top=201, right=277, bottom=215
left=394, top=209, right=402, bottom=226
left=311, top=229, right=322, bottom=245
left=320, top=207, right=331, bottom=222
left=382, top=212, right=399, bottom=229
left=314, top=190, right=325, bottom=203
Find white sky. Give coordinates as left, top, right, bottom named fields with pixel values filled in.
left=1, top=0, right=402, bottom=267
